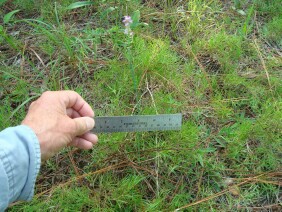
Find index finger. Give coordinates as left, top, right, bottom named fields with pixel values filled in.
left=57, top=90, right=94, bottom=117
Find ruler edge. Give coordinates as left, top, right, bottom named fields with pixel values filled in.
left=92, top=113, right=182, bottom=133
left=93, top=113, right=182, bottom=119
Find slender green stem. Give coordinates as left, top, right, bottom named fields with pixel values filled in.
left=126, top=39, right=139, bottom=108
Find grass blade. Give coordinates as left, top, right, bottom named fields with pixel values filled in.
left=3, top=9, right=20, bottom=24
left=8, top=94, right=40, bottom=120
left=66, top=1, right=94, bottom=10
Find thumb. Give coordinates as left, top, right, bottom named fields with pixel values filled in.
left=72, top=117, right=94, bottom=136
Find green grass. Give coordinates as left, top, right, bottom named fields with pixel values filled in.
left=1, top=0, right=281, bottom=211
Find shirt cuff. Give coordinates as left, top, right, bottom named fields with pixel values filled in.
left=18, top=125, right=41, bottom=200
left=0, top=125, right=41, bottom=203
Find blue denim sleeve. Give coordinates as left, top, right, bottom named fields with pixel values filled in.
left=0, top=125, right=41, bottom=211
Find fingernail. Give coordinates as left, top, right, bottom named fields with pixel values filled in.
left=85, top=118, right=94, bottom=130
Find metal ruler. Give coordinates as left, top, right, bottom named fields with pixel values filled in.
left=92, top=113, right=182, bottom=133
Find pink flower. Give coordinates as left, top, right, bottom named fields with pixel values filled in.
left=122, top=16, right=133, bottom=27
left=122, top=15, right=134, bottom=36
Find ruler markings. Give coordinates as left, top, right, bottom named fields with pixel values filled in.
left=92, top=113, right=182, bottom=133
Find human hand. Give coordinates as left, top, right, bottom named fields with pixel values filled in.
left=22, top=91, right=98, bottom=161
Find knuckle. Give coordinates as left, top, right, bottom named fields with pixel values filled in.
left=29, top=100, right=39, bottom=109
left=30, top=101, right=35, bottom=107
left=41, top=91, right=52, bottom=98
left=33, top=97, right=43, bottom=105
left=39, top=91, right=56, bottom=104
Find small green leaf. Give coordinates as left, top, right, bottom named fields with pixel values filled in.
left=237, top=9, right=246, bottom=16
left=132, top=10, right=140, bottom=23
left=101, top=6, right=117, bottom=18
left=200, top=147, right=217, bottom=153
left=66, top=1, right=94, bottom=10
left=3, top=9, right=20, bottom=24
left=215, top=138, right=226, bottom=148
left=197, top=154, right=204, bottom=167
left=131, top=10, right=140, bottom=28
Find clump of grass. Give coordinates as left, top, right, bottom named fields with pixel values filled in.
left=255, top=0, right=282, bottom=18
left=263, top=16, right=282, bottom=45
left=193, top=32, right=243, bottom=71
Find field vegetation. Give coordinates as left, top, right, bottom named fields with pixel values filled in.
left=0, top=0, right=281, bottom=211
